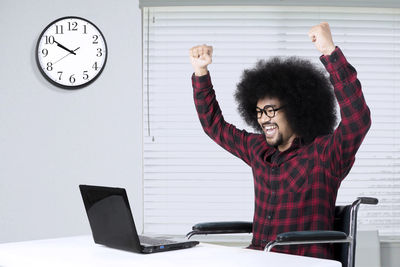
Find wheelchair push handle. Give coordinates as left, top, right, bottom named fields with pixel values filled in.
left=357, top=197, right=378, bottom=205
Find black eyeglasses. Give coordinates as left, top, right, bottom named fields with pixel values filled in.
left=256, top=105, right=285, bottom=119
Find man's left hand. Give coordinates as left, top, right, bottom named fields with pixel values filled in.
left=308, top=22, right=336, bottom=56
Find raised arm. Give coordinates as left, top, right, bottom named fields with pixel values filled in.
left=310, top=23, right=371, bottom=179
left=189, top=45, right=254, bottom=165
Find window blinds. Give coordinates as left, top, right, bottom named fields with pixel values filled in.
left=142, top=6, right=400, bottom=238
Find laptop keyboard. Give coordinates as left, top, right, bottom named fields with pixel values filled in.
left=139, top=235, right=178, bottom=246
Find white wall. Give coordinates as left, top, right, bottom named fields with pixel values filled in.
left=0, top=0, right=143, bottom=242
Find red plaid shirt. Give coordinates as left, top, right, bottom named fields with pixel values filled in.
left=192, top=47, right=371, bottom=259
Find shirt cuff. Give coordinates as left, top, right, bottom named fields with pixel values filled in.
left=319, top=46, right=347, bottom=73
left=192, top=71, right=213, bottom=90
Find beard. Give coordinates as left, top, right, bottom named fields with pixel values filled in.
left=265, top=132, right=283, bottom=148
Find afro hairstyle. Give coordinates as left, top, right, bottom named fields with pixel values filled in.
left=235, top=56, right=337, bottom=144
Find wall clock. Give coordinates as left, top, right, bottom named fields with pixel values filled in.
left=36, top=16, right=107, bottom=89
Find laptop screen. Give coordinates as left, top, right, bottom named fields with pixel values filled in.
left=79, top=185, right=142, bottom=252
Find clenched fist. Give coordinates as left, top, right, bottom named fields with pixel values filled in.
left=189, top=45, right=213, bottom=76
left=308, top=22, right=336, bottom=56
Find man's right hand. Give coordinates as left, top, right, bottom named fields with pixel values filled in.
left=189, top=45, right=213, bottom=76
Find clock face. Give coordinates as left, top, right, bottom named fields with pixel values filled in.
left=36, top=16, right=107, bottom=89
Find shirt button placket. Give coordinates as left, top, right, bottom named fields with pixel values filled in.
left=267, top=166, right=278, bottom=228
left=271, top=166, right=278, bottom=174
left=267, top=191, right=276, bottom=221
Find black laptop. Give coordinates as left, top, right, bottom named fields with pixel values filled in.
left=79, top=184, right=199, bottom=253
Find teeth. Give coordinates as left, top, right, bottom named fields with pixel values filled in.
left=264, top=125, right=277, bottom=130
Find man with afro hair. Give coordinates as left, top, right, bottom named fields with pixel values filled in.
left=189, top=22, right=371, bottom=259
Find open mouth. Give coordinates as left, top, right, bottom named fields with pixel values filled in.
left=263, top=124, right=278, bottom=138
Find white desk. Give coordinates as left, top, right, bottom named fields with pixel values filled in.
left=0, top=235, right=341, bottom=267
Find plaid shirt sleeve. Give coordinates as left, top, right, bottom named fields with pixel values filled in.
left=319, top=47, right=371, bottom=180
left=192, top=73, right=258, bottom=166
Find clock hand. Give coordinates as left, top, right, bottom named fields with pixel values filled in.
left=53, top=52, right=72, bottom=65
left=52, top=47, right=81, bottom=65
left=54, top=40, right=76, bottom=55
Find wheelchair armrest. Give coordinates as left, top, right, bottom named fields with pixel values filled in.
left=276, top=230, right=348, bottom=243
left=186, top=221, right=252, bottom=239
left=265, top=230, right=349, bottom=252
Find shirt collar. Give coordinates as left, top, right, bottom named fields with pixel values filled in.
left=263, top=137, right=304, bottom=162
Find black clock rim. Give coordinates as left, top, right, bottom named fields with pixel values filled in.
left=35, top=16, right=108, bottom=90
